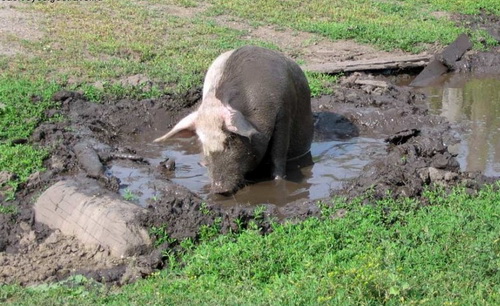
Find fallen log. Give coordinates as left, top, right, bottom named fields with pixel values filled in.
left=301, top=54, right=432, bottom=74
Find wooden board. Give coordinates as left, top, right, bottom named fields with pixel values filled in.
left=301, top=54, right=432, bottom=74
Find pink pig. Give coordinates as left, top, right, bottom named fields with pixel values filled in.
left=154, top=46, right=313, bottom=195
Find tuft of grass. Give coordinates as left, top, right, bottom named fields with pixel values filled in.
left=0, top=205, right=17, bottom=215
left=149, top=225, right=176, bottom=248
left=306, top=71, right=338, bottom=97
left=122, top=188, right=139, bottom=202
left=0, top=77, right=59, bottom=143
left=3, top=184, right=500, bottom=304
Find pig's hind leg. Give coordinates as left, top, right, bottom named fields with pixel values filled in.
left=269, top=112, right=290, bottom=180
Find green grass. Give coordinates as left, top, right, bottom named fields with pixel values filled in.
left=0, top=205, right=17, bottom=215
left=122, top=188, right=139, bottom=202
left=2, top=184, right=500, bottom=304
left=422, top=0, right=500, bottom=15
left=0, top=77, right=61, bottom=199
left=3, top=0, right=278, bottom=97
left=3, top=0, right=498, bottom=102
left=203, top=0, right=499, bottom=52
left=306, top=71, right=339, bottom=96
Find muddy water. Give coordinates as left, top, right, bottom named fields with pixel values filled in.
left=425, top=73, right=500, bottom=177
left=108, top=135, right=386, bottom=206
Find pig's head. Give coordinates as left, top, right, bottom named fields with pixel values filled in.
left=154, top=101, right=265, bottom=195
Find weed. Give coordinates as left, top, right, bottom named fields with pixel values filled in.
left=199, top=217, right=222, bottom=242
left=253, top=205, right=267, bottom=220
left=149, top=225, right=176, bottom=248
left=122, top=189, right=138, bottom=202
left=148, top=195, right=160, bottom=202
left=199, top=202, right=211, bottom=215
left=400, top=155, right=408, bottom=164
left=234, top=217, right=244, bottom=232
left=317, top=200, right=334, bottom=217
left=0, top=205, right=17, bottom=215
left=179, top=237, right=195, bottom=252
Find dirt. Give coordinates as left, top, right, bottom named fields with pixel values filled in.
left=1, top=5, right=500, bottom=287
left=0, top=2, right=44, bottom=56
left=214, top=14, right=418, bottom=65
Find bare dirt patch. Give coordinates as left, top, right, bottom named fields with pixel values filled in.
left=140, top=2, right=210, bottom=19
left=0, top=228, right=129, bottom=285
left=215, top=14, right=423, bottom=65
left=0, top=3, right=44, bottom=56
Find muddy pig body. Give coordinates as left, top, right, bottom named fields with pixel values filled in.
left=154, top=45, right=313, bottom=194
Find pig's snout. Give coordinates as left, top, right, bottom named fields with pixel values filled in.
left=212, top=180, right=239, bottom=196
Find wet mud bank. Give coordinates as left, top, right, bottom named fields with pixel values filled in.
left=2, top=50, right=500, bottom=286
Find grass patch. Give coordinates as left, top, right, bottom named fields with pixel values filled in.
left=203, top=0, right=499, bottom=52
left=3, top=0, right=278, bottom=98
left=3, top=184, right=500, bottom=304
left=0, top=76, right=60, bottom=197
left=306, top=71, right=338, bottom=97
left=423, top=0, right=500, bottom=15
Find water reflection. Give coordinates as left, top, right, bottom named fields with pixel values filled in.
left=214, top=138, right=385, bottom=206
left=426, top=74, right=500, bottom=176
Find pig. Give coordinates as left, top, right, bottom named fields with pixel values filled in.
left=154, top=46, right=313, bottom=195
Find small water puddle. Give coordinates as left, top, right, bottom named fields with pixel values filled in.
left=108, top=135, right=386, bottom=206
left=424, top=73, right=500, bottom=177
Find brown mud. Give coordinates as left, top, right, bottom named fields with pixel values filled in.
left=2, top=49, right=500, bottom=285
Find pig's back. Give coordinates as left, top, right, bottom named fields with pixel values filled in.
left=215, top=46, right=313, bottom=159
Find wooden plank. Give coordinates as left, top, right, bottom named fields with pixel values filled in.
left=410, top=34, right=472, bottom=87
left=301, top=54, right=432, bottom=74
left=408, top=59, right=448, bottom=87
left=437, top=33, right=472, bottom=67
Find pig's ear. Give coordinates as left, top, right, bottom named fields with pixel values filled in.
left=153, top=112, right=198, bottom=142
left=222, top=106, right=259, bottom=139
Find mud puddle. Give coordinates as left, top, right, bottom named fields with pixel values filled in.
left=424, top=73, right=500, bottom=176
left=108, top=134, right=386, bottom=206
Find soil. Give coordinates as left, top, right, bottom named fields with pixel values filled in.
left=0, top=2, right=44, bottom=56
left=1, top=4, right=500, bottom=287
